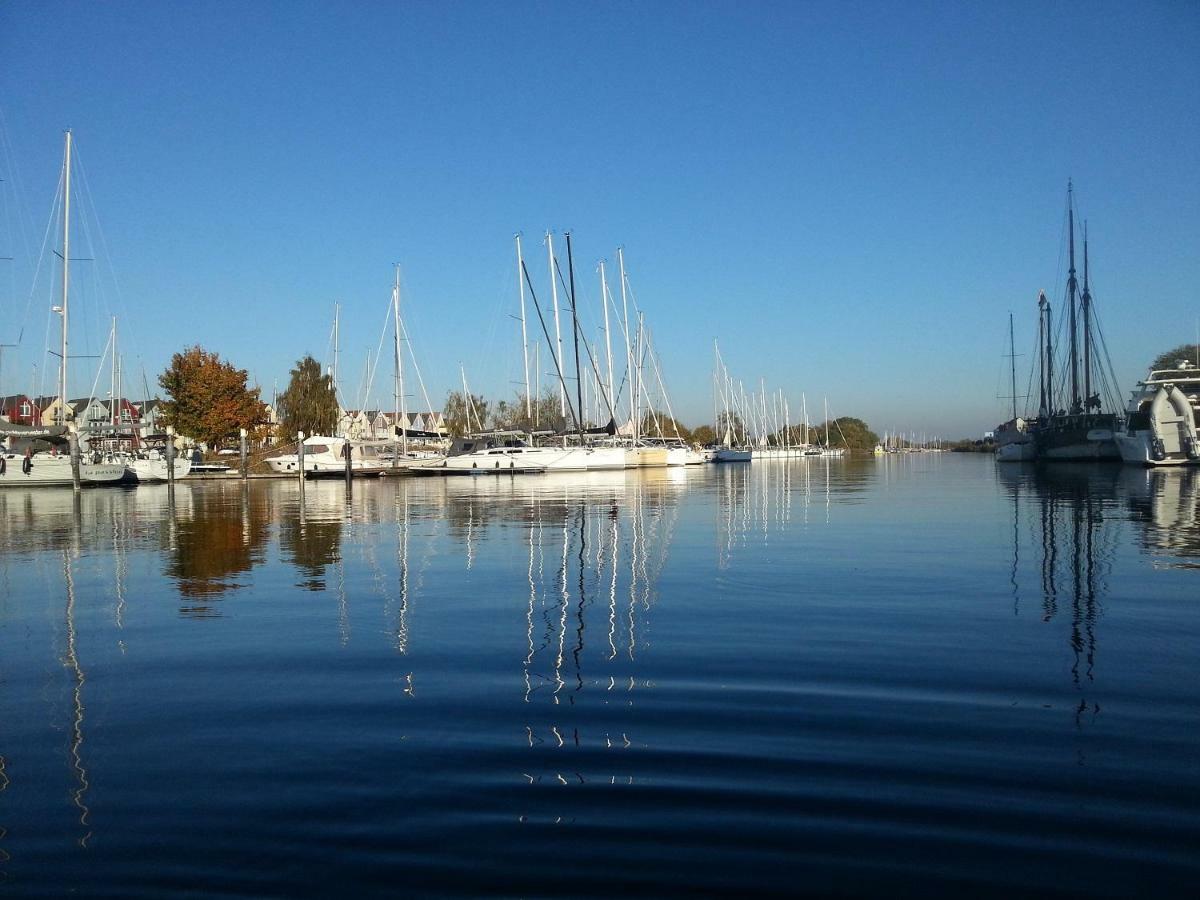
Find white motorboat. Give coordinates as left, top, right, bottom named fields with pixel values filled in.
left=266, top=435, right=388, bottom=475
left=1114, top=360, right=1200, bottom=467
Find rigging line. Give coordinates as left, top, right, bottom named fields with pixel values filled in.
left=0, top=109, right=37, bottom=265
left=358, top=299, right=392, bottom=413
left=73, top=147, right=140, bottom=362
left=24, top=167, right=62, bottom=349
left=398, top=317, right=436, bottom=421
left=521, top=258, right=581, bottom=432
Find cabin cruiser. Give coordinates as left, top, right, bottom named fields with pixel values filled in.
left=266, top=435, right=384, bottom=476
left=1114, top=360, right=1200, bottom=467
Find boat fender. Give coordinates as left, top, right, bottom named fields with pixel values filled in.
left=0, top=457, right=5, bottom=474
left=1185, top=434, right=1200, bottom=460
left=1151, top=438, right=1167, bottom=461
left=22, top=455, right=31, bottom=474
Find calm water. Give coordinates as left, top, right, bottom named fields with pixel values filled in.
left=1, top=456, right=1197, bottom=896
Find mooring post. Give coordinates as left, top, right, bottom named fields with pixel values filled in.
left=297, top=431, right=306, bottom=497
left=165, top=425, right=176, bottom=486
left=240, top=427, right=248, bottom=479
left=344, top=437, right=353, bottom=489
left=68, top=424, right=81, bottom=492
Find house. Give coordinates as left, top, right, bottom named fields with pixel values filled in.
left=69, top=397, right=114, bottom=429
left=0, top=394, right=42, bottom=426
left=134, top=399, right=165, bottom=438
left=99, top=398, right=141, bottom=430
left=35, top=396, right=71, bottom=426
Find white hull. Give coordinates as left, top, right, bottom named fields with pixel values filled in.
left=1115, top=431, right=1200, bottom=467
left=996, top=441, right=1037, bottom=462
left=623, top=446, right=669, bottom=468
left=130, top=457, right=193, bottom=482
left=0, top=453, right=126, bottom=487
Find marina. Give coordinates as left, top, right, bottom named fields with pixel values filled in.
left=1, top=456, right=1197, bottom=895
left=2, top=3, right=1197, bottom=896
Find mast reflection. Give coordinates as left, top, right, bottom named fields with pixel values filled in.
left=1001, top=465, right=1120, bottom=715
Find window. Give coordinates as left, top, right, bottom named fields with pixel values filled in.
left=20, top=401, right=30, bottom=416
left=121, top=409, right=132, bottom=422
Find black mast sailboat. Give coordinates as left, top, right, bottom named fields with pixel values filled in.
left=1029, top=182, right=1121, bottom=460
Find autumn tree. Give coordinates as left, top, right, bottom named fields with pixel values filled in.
left=279, top=355, right=338, bottom=438
left=158, top=346, right=266, bottom=448
left=691, top=424, right=717, bottom=446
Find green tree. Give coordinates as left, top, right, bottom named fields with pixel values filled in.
left=1150, top=344, right=1200, bottom=372
left=279, top=355, right=338, bottom=438
left=814, top=416, right=879, bottom=450
left=691, top=424, right=717, bottom=446
left=443, top=390, right=491, bottom=436
left=159, top=346, right=265, bottom=448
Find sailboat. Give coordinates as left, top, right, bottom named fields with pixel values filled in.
left=0, top=131, right=124, bottom=487
left=995, top=312, right=1037, bottom=462
left=1026, top=184, right=1121, bottom=461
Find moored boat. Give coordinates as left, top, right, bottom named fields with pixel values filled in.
left=1114, top=360, right=1200, bottom=467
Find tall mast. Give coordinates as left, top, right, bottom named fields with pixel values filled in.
left=332, top=302, right=340, bottom=390
left=1066, top=182, right=1080, bottom=413
left=547, top=232, right=566, bottom=418
left=1040, top=291, right=1053, bottom=416
left=1008, top=311, right=1018, bottom=421
left=599, top=260, right=614, bottom=420
left=618, top=248, right=633, bottom=439
left=59, top=130, right=71, bottom=423
left=1081, top=222, right=1092, bottom=409
left=565, top=232, right=584, bottom=440
left=515, top=234, right=531, bottom=420
left=393, top=265, right=408, bottom=457
left=110, top=317, right=117, bottom=427
left=1037, top=301, right=1046, bottom=416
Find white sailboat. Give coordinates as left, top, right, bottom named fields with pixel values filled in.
left=0, top=131, right=124, bottom=487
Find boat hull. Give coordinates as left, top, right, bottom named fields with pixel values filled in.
left=0, top=453, right=126, bottom=487
left=1115, top=430, right=1200, bottom=467
left=715, top=448, right=752, bottom=462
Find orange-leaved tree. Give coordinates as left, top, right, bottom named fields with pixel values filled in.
left=159, top=345, right=266, bottom=448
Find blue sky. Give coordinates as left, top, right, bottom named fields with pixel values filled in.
left=1, top=1, right=1197, bottom=437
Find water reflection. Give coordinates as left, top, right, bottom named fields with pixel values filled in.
left=162, top=483, right=273, bottom=612
left=998, top=465, right=1124, bottom=732
left=1122, top=467, right=1200, bottom=567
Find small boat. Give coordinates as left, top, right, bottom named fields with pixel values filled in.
left=1114, top=360, right=1200, bottom=466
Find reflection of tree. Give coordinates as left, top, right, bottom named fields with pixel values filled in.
left=165, top=487, right=271, bottom=613
left=279, top=517, right=343, bottom=591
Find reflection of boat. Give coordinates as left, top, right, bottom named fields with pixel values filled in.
left=1114, top=361, right=1200, bottom=467
left=1121, top=466, right=1200, bottom=564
